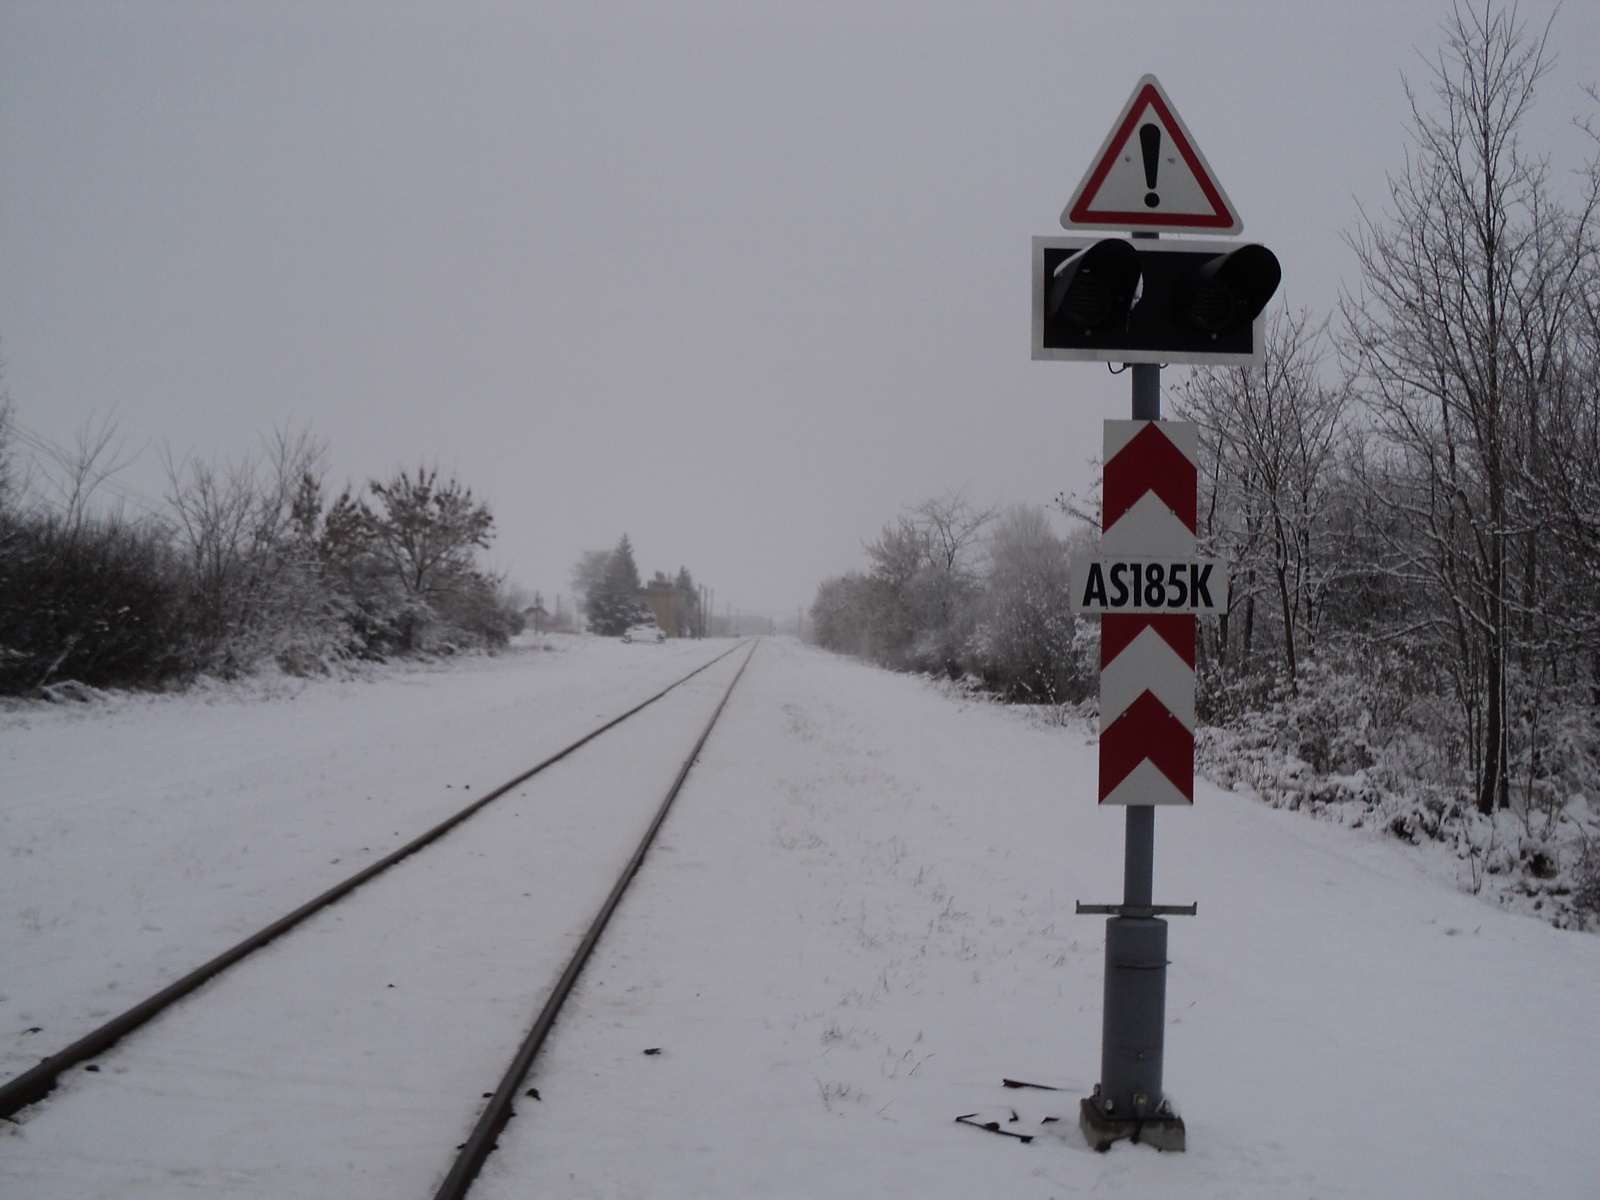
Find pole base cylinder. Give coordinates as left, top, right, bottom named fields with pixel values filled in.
left=1095, top=916, right=1168, bottom=1120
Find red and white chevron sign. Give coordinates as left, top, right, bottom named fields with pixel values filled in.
left=1099, top=421, right=1198, bottom=806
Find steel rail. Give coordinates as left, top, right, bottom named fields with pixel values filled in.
left=0, top=640, right=750, bottom=1121
left=431, top=638, right=760, bottom=1200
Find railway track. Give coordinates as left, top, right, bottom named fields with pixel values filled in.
left=2, top=639, right=759, bottom=1199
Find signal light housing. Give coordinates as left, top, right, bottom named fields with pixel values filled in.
left=1175, top=243, right=1282, bottom=336
left=1033, top=236, right=1282, bottom=364
left=1047, top=239, right=1143, bottom=333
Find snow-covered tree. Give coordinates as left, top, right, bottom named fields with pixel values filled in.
left=1342, top=2, right=1600, bottom=812
left=569, top=549, right=612, bottom=615
left=363, top=467, right=493, bottom=606
left=1178, top=307, right=1349, bottom=693
left=584, top=534, right=644, bottom=636
left=674, top=566, right=702, bottom=636
left=968, top=505, right=1094, bottom=703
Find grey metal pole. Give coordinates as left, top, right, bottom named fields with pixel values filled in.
left=1089, top=349, right=1178, bottom=1139
left=1131, top=362, right=1160, bottom=421
left=1125, top=357, right=1160, bottom=917
left=1123, top=805, right=1154, bottom=907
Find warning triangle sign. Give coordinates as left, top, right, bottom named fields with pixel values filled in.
left=1062, top=75, right=1241, bottom=235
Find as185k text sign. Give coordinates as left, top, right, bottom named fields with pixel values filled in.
left=1069, top=557, right=1228, bottom=614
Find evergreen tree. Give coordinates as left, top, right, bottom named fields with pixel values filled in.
left=674, top=565, right=701, bottom=635
left=585, top=533, right=644, bottom=635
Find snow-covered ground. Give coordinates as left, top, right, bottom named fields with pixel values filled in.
left=0, top=636, right=730, bottom=1077
left=4, top=637, right=1598, bottom=1198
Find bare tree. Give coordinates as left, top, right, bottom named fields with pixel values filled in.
left=861, top=492, right=997, bottom=674
left=911, top=489, right=999, bottom=576
left=0, top=363, right=14, bottom=509
left=1178, top=307, right=1350, bottom=693
left=162, top=427, right=332, bottom=670
left=360, top=466, right=496, bottom=650
left=36, top=413, right=140, bottom=532
left=1341, top=1, right=1598, bottom=812
left=569, top=549, right=613, bottom=617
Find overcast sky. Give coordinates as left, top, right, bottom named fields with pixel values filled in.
left=4, top=1, right=1599, bottom=620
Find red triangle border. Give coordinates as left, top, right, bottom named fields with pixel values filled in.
left=1067, top=84, right=1236, bottom=230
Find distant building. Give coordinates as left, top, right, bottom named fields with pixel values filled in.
left=638, top=576, right=693, bottom=637
left=521, top=592, right=548, bottom=632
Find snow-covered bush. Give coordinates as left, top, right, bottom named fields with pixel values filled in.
left=0, top=506, right=187, bottom=691
left=1195, top=640, right=1600, bottom=929
left=809, top=494, right=992, bottom=678
left=964, top=506, right=1097, bottom=704
left=809, top=500, right=1101, bottom=701
left=0, top=419, right=519, bottom=694
left=1574, top=833, right=1600, bottom=924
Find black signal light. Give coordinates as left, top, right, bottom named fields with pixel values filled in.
left=1175, top=243, right=1281, bottom=336
left=1033, top=235, right=1281, bottom=362
left=1048, top=239, right=1143, bottom=332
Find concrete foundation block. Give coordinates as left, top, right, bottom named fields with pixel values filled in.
left=1078, top=1097, right=1186, bottom=1153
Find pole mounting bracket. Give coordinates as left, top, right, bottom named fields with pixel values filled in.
left=1075, top=902, right=1197, bottom=918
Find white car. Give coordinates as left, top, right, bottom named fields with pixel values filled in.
left=621, top=622, right=665, bottom=644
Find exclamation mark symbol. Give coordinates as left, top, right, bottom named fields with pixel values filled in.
left=1140, top=123, right=1161, bottom=208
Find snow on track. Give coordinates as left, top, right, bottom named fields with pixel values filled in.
left=5, top=637, right=1599, bottom=1198
left=2, top=643, right=752, bottom=1198
left=474, top=640, right=1600, bottom=1200
left=0, top=637, right=729, bottom=1081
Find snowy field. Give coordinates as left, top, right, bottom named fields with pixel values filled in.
left=4, top=636, right=1598, bottom=1198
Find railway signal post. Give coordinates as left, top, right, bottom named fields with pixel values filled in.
left=1032, top=74, right=1281, bottom=1152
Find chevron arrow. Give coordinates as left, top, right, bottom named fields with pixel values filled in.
left=1101, top=625, right=1196, bottom=729
left=1100, top=612, right=1194, bottom=669
left=1098, top=689, right=1194, bottom=804
left=1103, top=421, right=1197, bottom=537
